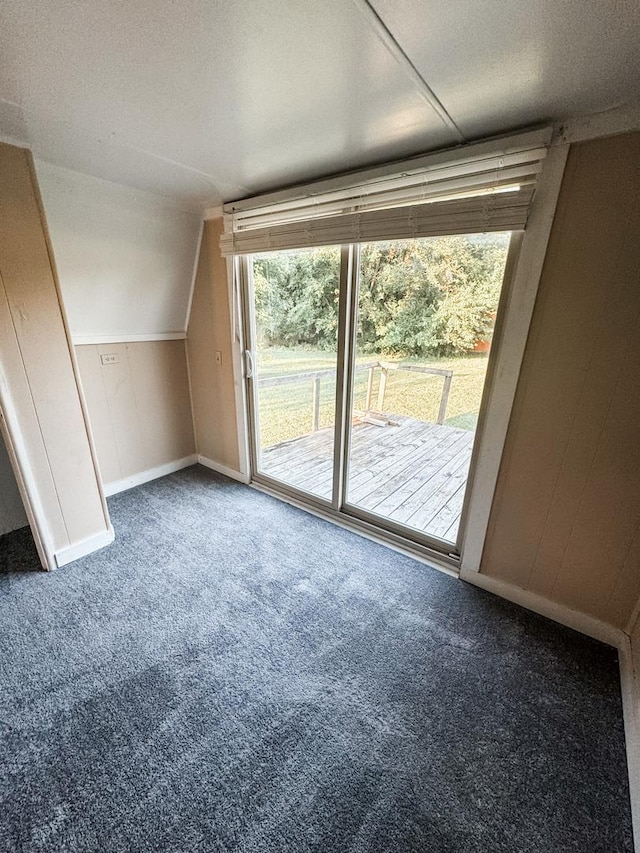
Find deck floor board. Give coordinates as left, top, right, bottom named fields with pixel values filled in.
left=260, top=414, right=475, bottom=542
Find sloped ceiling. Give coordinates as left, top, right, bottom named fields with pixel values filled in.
left=1, top=0, right=639, bottom=210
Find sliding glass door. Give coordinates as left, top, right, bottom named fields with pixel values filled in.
left=344, top=235, right=510, bottom=545
left=242, top=232, right=513, bottom=554
left=245, top=246, right=342, bottom=502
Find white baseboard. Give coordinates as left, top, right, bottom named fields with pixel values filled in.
left=54, top=525, right=115, bottom=568
left=620, top=635, right=640, bottom=849
left=461, top=567, right=639, bottom=848
left=103, top=456, right=197, bottom=496
left=459, top=568, right=625, bottom=648
left=197, top=455, right=250, bottom=484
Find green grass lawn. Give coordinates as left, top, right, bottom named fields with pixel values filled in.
left=256, top=348, right=489, bottom=448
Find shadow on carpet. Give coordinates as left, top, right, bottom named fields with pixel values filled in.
left=0, top=525, right=41, bottom=574
left=0, top=465, right=633, bottom=852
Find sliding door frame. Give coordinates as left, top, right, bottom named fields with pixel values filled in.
left=235, top=141, right=569, bottom=574
left=331, top=245, right=356, bottom=511
left=453, top=231, right=524, bottom=554
left=239, top=243, right=463, bottom=570
left=238, top=236, right=499, bottom=564
left=336, top=239, right=518, bottom=560
left=238, top=255, right=262, bottom=488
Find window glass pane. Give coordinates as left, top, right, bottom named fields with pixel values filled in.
left=346, top=234, right=510, bottom=544
left=251, top=246, right=341, bottom=502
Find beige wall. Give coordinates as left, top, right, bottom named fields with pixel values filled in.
left=180, top=142, right=640, bottom=634
left=75, top=340, right=195, bottom=487
left=481, top=132, right=640, bottom=630
left=632, top=611, right=640, bottom=651
left=186, top=218, right=240, bottom=471
left=0, top=434, right=27, bottom=536
left=36, top=161, right=201, bottom=342
left=0, top=142, right=111, bottom=563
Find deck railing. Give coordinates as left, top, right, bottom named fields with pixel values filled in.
left=258, top=361, right=453, bottom=431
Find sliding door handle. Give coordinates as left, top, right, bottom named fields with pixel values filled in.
left=244, top=350, right=255, bottom=379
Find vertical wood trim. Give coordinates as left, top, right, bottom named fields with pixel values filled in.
left=183, top=224, right=205, bottom=463
left=365, top=366, right=374, bottom=411
left=184, top=219, right=204, bottom=332
left=25, top=149, right=112, bottom=530
left=0, top=380, right=53, bottom=569
left=436, top=373, right=452, bottom=425
left=229, top=255, right=251, bottom=478
left=459, top=143, right=569, bottom=573
left=311, top=377, right=321, bottom=431
left=332, top=245, right=356, bottom=510
left=0, top=266, right=69, bottom=553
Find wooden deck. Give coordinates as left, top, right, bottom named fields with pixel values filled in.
left=260, top=414, right=475, bottom=543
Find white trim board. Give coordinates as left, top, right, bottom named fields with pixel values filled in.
left=351, top=0, right=463, bottom=143
left=619, top=636, right=640, bottom=849
left=228, top=256, right=252, bottom=481
left=197, top=455, right=250, bottom=484
left=73, top=333, right=187, bottom=346
left=0, top=388, right=53, bottom=570
left=460, top=568, right=625, bottom=648
left=184, top=219, right=204, bottom=331
left=103, top=456, right=197, bottom=496
left=555, top=103, right=640, bottom=146
left=102, top=454, right=252, bottom=500
left=458, top=142, right=569, bottom=573
left=54, top=525, right=114, bottom=568
left=204, top=205, right=223, bottom=220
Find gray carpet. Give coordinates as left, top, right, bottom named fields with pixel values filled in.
left=0, top=465, right=633, bottom=852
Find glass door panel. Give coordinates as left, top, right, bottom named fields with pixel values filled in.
left=345, top=235, right=510, bottom=544
left=249, top=246, right=341, bottom=502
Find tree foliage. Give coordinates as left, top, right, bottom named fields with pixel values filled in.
left=253, top=234, right=508, bottom=357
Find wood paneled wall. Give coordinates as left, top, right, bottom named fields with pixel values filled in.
left=75, top=340, right=195, bottom=487
left=186, top=219, right=240, bottom=472
left=0, top=142, right=111, bottom=563
left=481, top=133, right=640, bottom=630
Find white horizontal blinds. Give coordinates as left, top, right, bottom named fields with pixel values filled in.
left=221, top=187, right=534, bottom=254
left=231, top=152, right=543, bottom=229
left=220, top=127, right=551, bottom=256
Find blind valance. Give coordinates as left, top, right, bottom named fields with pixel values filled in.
left=220, top=127, right=551, bottom=256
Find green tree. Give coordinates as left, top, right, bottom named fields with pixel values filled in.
left=254, top=247, right=340, bottom=349
left=253, top=234, right=508, bottom=356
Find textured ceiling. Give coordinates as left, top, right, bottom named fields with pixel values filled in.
left=1, top=0, right=638, bottom=209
